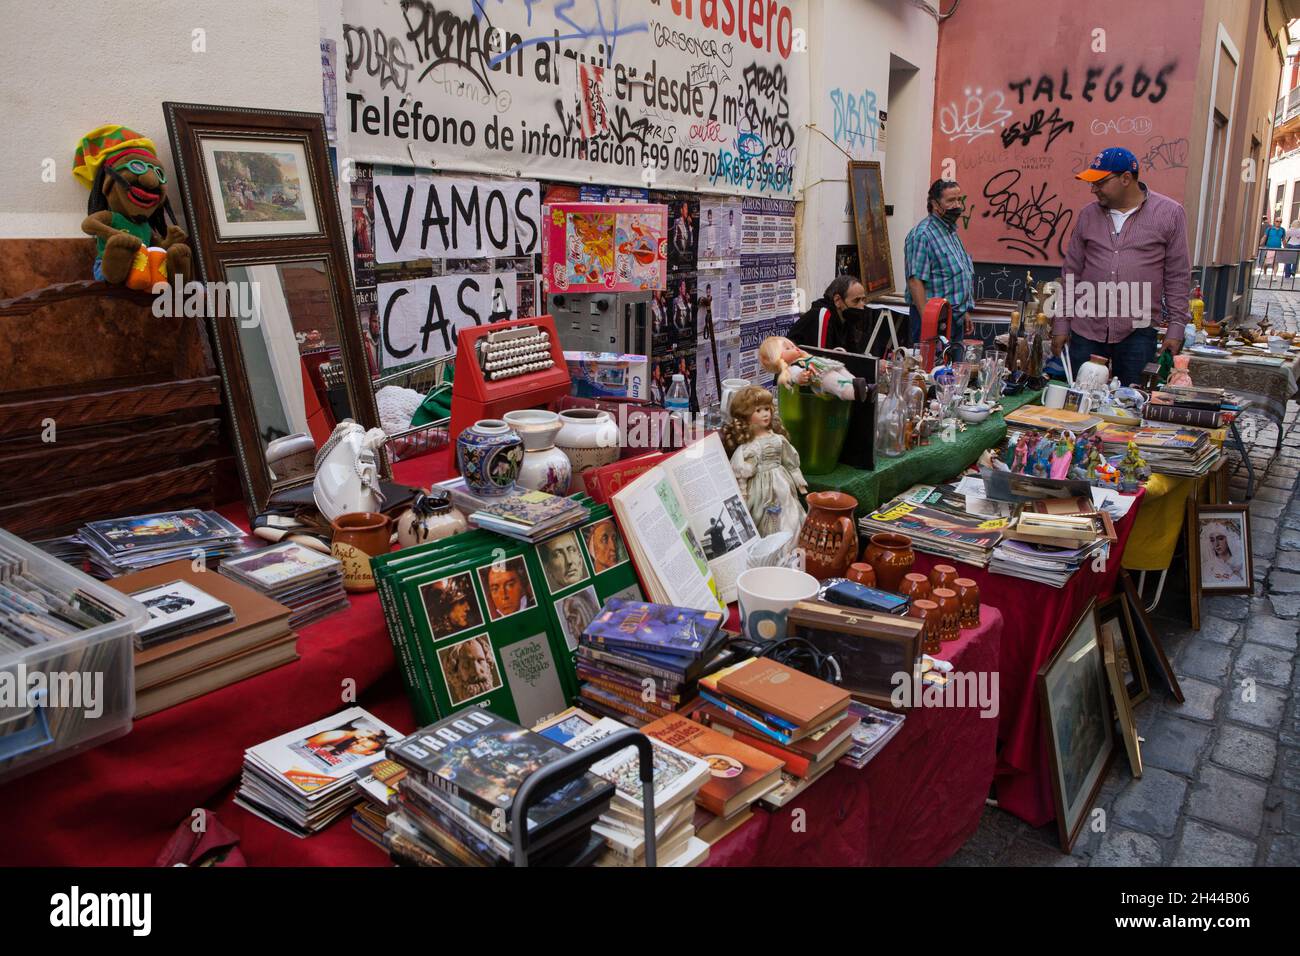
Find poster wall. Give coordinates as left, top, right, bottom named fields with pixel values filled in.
left=334, top=0, right=807, bottom=198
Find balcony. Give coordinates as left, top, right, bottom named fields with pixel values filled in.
left=1278, top=87, right=1300, bottom=124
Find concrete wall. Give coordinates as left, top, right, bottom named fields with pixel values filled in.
left=0, top=0, right=324, bottom=238
left=800, top=0, right=938, bottom=301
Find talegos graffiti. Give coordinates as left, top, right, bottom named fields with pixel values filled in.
left=981, top=169, right=1074, bottom=261
left=1006, top=62, right=1177, bottom=105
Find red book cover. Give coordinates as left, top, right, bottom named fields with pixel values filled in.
left=581, top=450, right=670, bottom=503
left=686, top=700, right=859, bottom=766
left=641, top=713, right=784, bottom=817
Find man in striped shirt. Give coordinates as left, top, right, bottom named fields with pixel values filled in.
left=1051, top=147, right=1190, bottom=386
left=904, top=179, right=974, bottom=345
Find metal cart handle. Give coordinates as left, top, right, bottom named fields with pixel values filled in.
left=511, top=729, right=658, bottom=868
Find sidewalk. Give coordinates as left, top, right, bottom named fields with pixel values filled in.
left=947, top=288, right=1300, bottom=866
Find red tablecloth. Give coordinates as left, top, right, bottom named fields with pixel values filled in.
left=705, top=605, right=1003, bottom=867
left=911, top=489, right=1144, bottom=828
left=0, top=450, right=1001, bottom=867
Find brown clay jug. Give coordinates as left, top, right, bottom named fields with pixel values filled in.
left=330, top=511, right=392, bottom=592
left=798, top=491, right=859, bottom=580
left=864, top=532, right=915, bottom=592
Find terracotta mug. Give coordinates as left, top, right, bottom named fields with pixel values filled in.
left=954, top=577, right=981, bottom=629
left=931, top=587, right=961, bottom=643
left=910, top=599, right=941, bottom=656
left=930, top=564, right=960, bottom=592
left=847, top=562, right=876, bottom=588
left=330, top=511, right=392, bottom=593
left=898, top=572, right=932, bottom=603
left=798, top=491, right=859, bottom=580
left=863, top=532, right=915, bottom=593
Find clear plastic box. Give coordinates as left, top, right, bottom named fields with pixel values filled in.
left=0, top=528, right=144, bottom=783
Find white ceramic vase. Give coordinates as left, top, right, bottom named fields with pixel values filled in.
left=503, top=409, right=572, bottom=495
left=554, top=409, right=620, bottom=494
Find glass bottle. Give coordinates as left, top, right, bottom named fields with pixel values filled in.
left=876, top=354, right=908, bottom=458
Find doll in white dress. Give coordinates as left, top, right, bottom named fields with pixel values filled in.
left=722, top=385, right=808, bottom=539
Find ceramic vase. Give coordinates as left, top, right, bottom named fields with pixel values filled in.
left=797, top=491, right=859, bottom=580
left=954, top=577, right=981, bottom=629
left=555, top=409, right=620, bottom=494
left=847, top=562, right=876, bottom=588
left=457, top=420, right=524, bottom=497
left=864, top=532, right=915, bottom=592
left=397, top=490, right=467, bottom=549
left=898, top=572, right=932, bottom=603
left=503, top=409, right=572, bottom=495
left=929, top=564, right=959, bottom=592
left=931, top=587, right=961, bottom=643
left=910, top=599, right=941, bottom=656
left=330, top=511, right=391, bottom=593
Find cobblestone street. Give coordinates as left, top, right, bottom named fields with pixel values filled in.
left=949, top=284, right=1300, bottom=867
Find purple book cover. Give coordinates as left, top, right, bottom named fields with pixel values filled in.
left=582, top=598, right=722, bottom=656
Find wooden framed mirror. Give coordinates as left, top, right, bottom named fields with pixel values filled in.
left=162, top=102, right=386, bottom=517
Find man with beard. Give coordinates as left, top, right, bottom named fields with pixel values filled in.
left=788, top=274, right=869, bottom=353
left=904, top=179, right=973, bottom=345
left=444, top=636, right=498, bottom=703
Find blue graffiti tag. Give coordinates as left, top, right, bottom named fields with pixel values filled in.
left=830, top=88, right=879, bottom=151
left=472, top=0, right=648, bottom=67
left=736, top=132, right=764, bottom=159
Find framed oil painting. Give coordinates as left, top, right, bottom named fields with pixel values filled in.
left=199, top=137, right=320, bottom=239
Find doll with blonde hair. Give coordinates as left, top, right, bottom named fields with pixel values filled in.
left=758, top=336, right=867, bottom=402
left=723, top=385, right=808, bottom=538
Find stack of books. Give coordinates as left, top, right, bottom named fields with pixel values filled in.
left=384, top=709, right=614, bottom=867
left=76, top=509, right=245, bottom=578
left=219, top=542, right=349, bottom=628
left=350, top=758, right=408, bottom=854
left=576, top=598, right=731, bottom=726
left=839, top=701, right=906, bottom=768
left=236, top=707, right=403, bottom=837
left=563, top=715, right=712, bottom=867
left=1097, top=423, right=1219, bottom=478
left=642, top=712, right=783, bottom=843
left=694, top=657, right=854, bottom=808
left=1143, top=386, right=1229, bottom=428
left=858, top=484, right=1008, bottom=568
left=458, top=487, right=588, bottom=544
left=108, top=560, right=298, bottom=717
left=990, top=537, right=1106, bottom=587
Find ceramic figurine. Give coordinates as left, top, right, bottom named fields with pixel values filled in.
left=1068, top=434, right=1092, bottom=480
left=759, top=336, right=868, bottom=402
left=313, top=420, right=388, bottom=522
left=397, top=490, right=467, bottom=549
left=1119, top=440, right=1147, bottom=490
left=1049, top=431, right=1074, bottom=480
left=1011, top=432, right=1032, bottom=474
left=1031, top=436, right=1054, bottom=477
left=723, top=385, right=808, bottom=539
left=1168, top=354, right=1193, bottom=388
left=456, top=419, right=524, bottom=497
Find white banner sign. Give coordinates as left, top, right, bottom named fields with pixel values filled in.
left=335, top=0, right=807, bottom=197
left=378, top=272, right=517, bottom=370
left=373, top=174, right=540, bottom=262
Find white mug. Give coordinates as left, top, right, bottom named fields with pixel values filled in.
left=720, top=378, right=752, bottom=420
left=737, top=566, right=820, bottom=642
left=1043, top=382, right=1068, bottom=409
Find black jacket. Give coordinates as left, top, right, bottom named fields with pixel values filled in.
left=788, top=297, right=868, bottom=353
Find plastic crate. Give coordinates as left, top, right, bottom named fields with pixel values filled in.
left=0, top=528, right=144, bottom=783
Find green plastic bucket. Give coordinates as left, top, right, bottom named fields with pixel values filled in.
left=777, top=385, right=852, bottom=475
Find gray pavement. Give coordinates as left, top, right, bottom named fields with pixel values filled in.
left=947, top=285, right=1300, bottom=866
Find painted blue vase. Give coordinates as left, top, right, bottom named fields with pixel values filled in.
left=457, top=420, right=524, bottom=496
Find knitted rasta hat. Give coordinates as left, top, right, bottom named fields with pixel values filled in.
left=73, top=124, right=159, bottom=189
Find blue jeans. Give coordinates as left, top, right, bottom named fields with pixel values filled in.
left=908, top=303, right=964, bottom=348
left=1067, top=327, right=1158, bottom=387
left=1286, top=244, right=1299, bottom=278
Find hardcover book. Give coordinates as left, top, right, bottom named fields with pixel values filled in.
left=583, top=598, right=723, bottom=657
left=716, top=657, right=851, bottom=729
left=640, top=713, right=783, bottom=817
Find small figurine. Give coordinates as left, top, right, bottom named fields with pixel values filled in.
left=75, top=124, right=191, bottom=288
left=759, top=336, right=868, bottom=402
left=1030, top=436, right=1054, bottom=477
left=1119, top=440, right=1147, bottom=490
left=1094, top=460, right=1121, bottom=486
left=722, top=385, right=808, bottom=539
left=1068, top=434, right=1092, bottom=480
left=1168, top=354, right=1193, bottom=388
left=1011, top=432, right=1032, bottom=474
left=1049, top=431, right=1075, bottom=480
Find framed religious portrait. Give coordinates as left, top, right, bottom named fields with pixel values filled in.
left=1194, top=503, right=1253, bottom=595
left=1038, top=598, right=1116, bottom=853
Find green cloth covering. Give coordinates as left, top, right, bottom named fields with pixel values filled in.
left=94, top=211, right=153, bottom=258
left=805, top=389, right=1044, bottom=518
left=409, top=365, right=454, bottom=427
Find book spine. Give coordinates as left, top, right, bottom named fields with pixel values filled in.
left=695, top=690, right=795, bottom=745
left=587, top=633, right=709, bottom=658
left=396, top=581, right=441, bottom=727
left=579, top=675, right=677, bottom=714
left=375, top=570, right=429, bottom=725
left=578, top=685, right=671, bottom=723
left=577, top=665, right=683, bottom=702
left=1143, top=403, right=1221, bottom=428
left=578, top=644, right=688, bottom=682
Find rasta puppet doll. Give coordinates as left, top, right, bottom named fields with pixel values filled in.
left=74, top=125, right=191, bottom=289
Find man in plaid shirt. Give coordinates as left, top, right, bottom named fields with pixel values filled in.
left=905, top=179, right=974, bottom=346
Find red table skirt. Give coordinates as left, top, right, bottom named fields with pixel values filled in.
left=910, top=489, right=1144, bottom=828
left=0, top=450, right=1001, bottom=867
left=705, top=605, right=1003, bottom=867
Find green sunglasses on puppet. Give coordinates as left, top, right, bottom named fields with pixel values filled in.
left=112, top=158, right=167, bottom=183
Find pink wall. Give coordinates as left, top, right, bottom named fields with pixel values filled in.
left=930, top=0, right=1201, bottom=265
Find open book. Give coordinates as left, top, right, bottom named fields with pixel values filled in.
left=611, top=432, right=758, bottom=610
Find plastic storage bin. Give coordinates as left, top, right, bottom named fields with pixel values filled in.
left=0, top=528, right=144, bottom=783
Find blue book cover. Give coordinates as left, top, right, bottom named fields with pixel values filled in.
left=582, top=598, right=723, bottom=657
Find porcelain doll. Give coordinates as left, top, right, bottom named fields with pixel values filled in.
left=758, top=336, right=868, bottom=402
left=723, top=385, right=808, bottom=539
